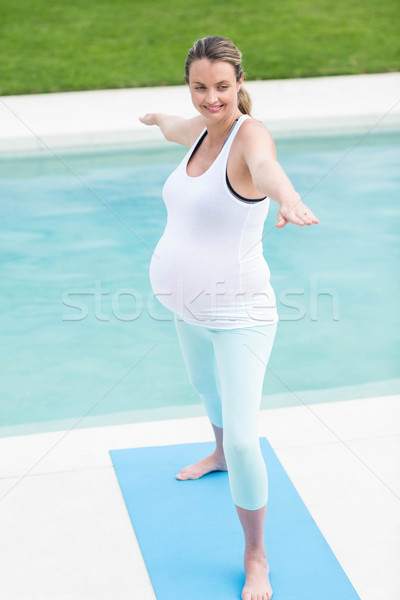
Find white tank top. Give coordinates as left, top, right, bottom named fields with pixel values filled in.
left=149, top=113, right=279, bottom=329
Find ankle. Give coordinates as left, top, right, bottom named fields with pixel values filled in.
left=213, top=448, right=226, bottom=462
left=244, top=547, right=267, bottom=562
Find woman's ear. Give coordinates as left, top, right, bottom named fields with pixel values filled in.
left=237, top=73, right=245, bottom=90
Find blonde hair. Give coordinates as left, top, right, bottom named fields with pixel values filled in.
left=184, top=36, right=252, bottom=116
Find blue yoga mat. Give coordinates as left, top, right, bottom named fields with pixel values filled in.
left=110, top=438, right=360, bottom=599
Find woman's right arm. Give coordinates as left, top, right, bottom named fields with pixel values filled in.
left=138, top=113, right=204, bottom=147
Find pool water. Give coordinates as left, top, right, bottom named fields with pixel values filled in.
left=1, top=131, right=399, bottom=435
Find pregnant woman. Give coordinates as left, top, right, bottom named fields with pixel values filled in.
left=140, top=36, right=319, bottom=600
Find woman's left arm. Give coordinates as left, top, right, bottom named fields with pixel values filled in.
left=241, top=120, right=319, bottom=228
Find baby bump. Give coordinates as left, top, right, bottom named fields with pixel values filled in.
left=239, top=257, right=277, bottom=314
left=149, top=236, right=240, bottom=314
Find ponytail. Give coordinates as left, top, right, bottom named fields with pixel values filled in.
left=238, top=85, right=252, bottom=116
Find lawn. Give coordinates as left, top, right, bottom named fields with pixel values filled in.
left=1, top=0, right=399, bottom=95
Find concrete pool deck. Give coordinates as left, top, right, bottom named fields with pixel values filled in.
left=0, top=71, right=399, bottom=155
left=0, top=72, right=399, bottom=599
left=0, top=396, right=399, bottom=599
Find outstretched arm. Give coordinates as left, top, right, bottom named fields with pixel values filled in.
left=241, top=120, right=319, bottom=228
left=139, top=113, right=204, bottom=147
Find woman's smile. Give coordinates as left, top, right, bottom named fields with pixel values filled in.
left=204, top=104, right=224, bottom=113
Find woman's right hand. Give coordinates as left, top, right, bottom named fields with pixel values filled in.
left=139, top=113, right=158, bottom=126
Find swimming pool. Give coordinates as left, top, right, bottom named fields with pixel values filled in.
left=1, top=130, right=399, bottom=436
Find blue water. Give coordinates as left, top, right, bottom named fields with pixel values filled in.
left=1, top=131, right=399, bottom=435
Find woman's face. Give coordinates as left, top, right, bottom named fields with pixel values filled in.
left=188, top=58, right=244, bottom=121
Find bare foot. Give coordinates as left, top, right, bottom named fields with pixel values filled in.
left=176, top=450, right=227, bottom=480
left=241, top=551, right=273, bottom=600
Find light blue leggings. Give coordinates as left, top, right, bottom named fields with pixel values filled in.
left=173, top=313, right=278, bottom=511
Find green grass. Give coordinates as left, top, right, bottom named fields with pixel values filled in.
left=1, top=0, right=399, bottom=95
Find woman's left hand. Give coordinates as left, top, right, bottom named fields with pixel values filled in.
left=276, top=197, right=319, bottom=228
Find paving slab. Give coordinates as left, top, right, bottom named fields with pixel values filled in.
left=0, top=72, right=399, bottom=156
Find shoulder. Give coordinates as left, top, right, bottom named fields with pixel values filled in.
left=236, top=117, right=277, bottom=160
left=187, top=115, right=206, bottom=146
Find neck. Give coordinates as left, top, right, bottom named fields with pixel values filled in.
left=203, top=111, right=243, bottom=146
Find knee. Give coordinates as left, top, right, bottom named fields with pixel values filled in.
left=188, top=373, right=205, bottom=395
left=222, top=431, right=258, bottom=462
left=188, top=372, right=217, bottom=399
